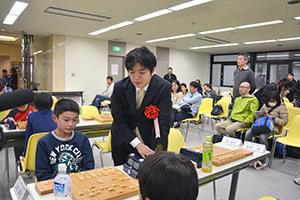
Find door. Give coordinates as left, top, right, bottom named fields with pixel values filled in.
left=269, top=63, right=289, bottom=83
left=108, top=56, right=124, bottom=82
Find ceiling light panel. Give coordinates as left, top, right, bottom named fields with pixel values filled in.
left=0, top=35, right=18, bottom=41
left=9, top=1, right=28, bottom=15
left=295, top=16, right=300, bottom=20
left=146, top=33, right=195, bottom=43
left=134, top=9, right=172, bottom=21
left=89, top=21, right=133, bottom=35
left=199, top=27, right=236, bottom=34
left=244, top=40, right=277, bottom=44
left=169, top=0, right=213, bottom=11
left=236, top=20, right=283, bottom=29
left=278, top=37, right=300, bottom=41
left=3, top=15, right=18, bottom=25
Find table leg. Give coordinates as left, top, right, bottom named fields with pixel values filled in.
left=228, top=171, right=239, bottom=200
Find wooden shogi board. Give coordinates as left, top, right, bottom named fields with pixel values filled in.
left=92, top=115, right=113, bottom=123
left=35, top=167, right=139, bottom=200
left=189, top=145, right=253, bottom=167
left=35, top=179, right=54, bottom=195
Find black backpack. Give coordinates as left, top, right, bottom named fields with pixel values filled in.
left=211, top=105, right=223, bottom=116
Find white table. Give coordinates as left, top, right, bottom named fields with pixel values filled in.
left=2, top=118, right=112, bottom=181
left=11, top=143, right=270, bottom=200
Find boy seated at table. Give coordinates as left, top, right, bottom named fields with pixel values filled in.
left=35, top=99, right=94, bottom=181
left=138, top=151, right=199, bottom=200
left=23, top=92, right=57, bottom=157
left=0, top=103, right=34, bottom=162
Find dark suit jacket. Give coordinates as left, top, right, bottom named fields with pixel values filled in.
left=163, top=73, right=177, bottom=83
left=111, top=74, right=172, bottom=150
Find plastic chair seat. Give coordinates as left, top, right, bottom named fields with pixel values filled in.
left=256, top=196, right=277, bottom=200
left=81, top=105, right=99, bottom=119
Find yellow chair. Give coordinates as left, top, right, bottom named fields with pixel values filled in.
left=21, top=132, right=47, bottom=174
left=51, top=96, right=57, bottom=110
left=283, top=97, right=290, bottom=103
left=256, top=196, right=277, bottom=200
left=220, top=96, right=232, bottom=102
left=167, top=128, right=185, bottom=152
left=284, top=102, right=293, bottom=108
left=180, top=105, right=203, bottom=141
left=81, top=105, right=99, bottom=119
left=0, top=109, right=11, bottom=121
left=204, top=100, right=230, bottom=130
left=92, top=131, right=112, bottom=167
left=277, top=115, right=300, bottom=163
left=198, top=98, right=213, bottom=115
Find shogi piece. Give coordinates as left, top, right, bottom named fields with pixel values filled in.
left=92, top=114, right=113, bottom=123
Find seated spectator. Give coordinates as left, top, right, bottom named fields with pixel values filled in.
left=35, top=99, right=94, bottom=181
left=195, top=79, right=203, bottom=95
left=2, top=69, right=10, bottom=87
left=0, top=77, right=13, bottom=93
left=171, top=80, right=184, bottom=109
left=138, top=151, right=198, bottom=200
left=91, top=76, right=114, bottom=109
left=254, top=78, right=293, bottom=109
left=245, top=91, right=288, bottom=150
left=23, top=92, right=57, bottom=157
left=215, top=82, right=259, bottom=137
left=171, top=81, right=202, bottom=127
left=0, top=103, right=34, bottom=162
left=203, top=83, right=218, bottom=104
left=180, top=83, right=188, bottom=96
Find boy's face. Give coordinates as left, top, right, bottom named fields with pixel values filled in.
left=128, top=63, right=155, bottom=89
left=189, top=85, right=198, bottom=94
left=52, top=111, right=79, bottom=136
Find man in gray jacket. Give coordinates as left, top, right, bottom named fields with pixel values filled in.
left=233, top=53, right=256, bottom=98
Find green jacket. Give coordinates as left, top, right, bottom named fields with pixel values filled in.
left=228, top=95, right=259, bottom=125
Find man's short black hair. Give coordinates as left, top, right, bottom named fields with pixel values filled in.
left=168, top=67, right=173, bottom=70
left=203, top=83, right=212, bottom=89
left=238, top=52, right=250, bottom=61
left=33, top=92, right=53, bottom=111
left=2, top=69, right=7, bottom=73
left=189, top=81, right=200, bottom=91
left=125, top=46, right=156, bottom=73
left=288, top=72, right=294, bottom=77
left=139, top=151, right=198, bottom=200
left=107, top=76, right=113, bottom=81
left=54, top=99, right=79, bottom=117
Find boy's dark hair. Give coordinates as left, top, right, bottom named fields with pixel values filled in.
left=33, top=92, right=53, bottom=111
left=189, top=81, right=200, bottom=91
left=172, top=80, right=181, bottom=93
left=54, top=99, right=79, bottom=117
left=107, top=76, right=113, bottom=81
left=238, top=52, right=250, bottom=61
left=265, top=91, right=281, bottom=107
left=0, top=78, right=7, bottom=86
left=168, top=67, right=173, bottom=70
left=180, top=83, right=187, bottom=88
left=203, top=83, right=212, bottom=89
left=125, top=46, right=156, bottom=73
left=288, top=72, right=294, bottom=77
left=2, top=69, right=7, bottom=73
left=277, top=78, right=293, bottom=92
left=139, top=151, right=198, bottom=200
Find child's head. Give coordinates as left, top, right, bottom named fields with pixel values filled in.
left=54, top=99, right=79, bottom=118
left=53, top=99, right=79, bottom=135
left=33, top=92, right=53, bottom=111
left=138, top=151, right=198, bottom=200
left=17, top=104, right=29, bottom=112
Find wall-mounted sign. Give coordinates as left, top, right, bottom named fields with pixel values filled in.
left=113, top=46, right=122, bottom=52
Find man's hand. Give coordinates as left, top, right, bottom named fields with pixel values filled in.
left=136, top=143, right=155, bottom=158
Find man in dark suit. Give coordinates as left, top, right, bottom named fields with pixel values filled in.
left=163, top=67, right=177, bottom=83
left=111, top=46, right=172, bottom=166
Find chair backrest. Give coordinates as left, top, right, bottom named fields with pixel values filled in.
left=199, top=98, right=213, bottom=114
left=51, top=96, right=58, bottom=110
left=284, top=115, right=300, bottom=142
left=218, top=100, right=230, bottom=117
left=0, top=109, right=11, bottom=121
left=81, top=105, right=99, bottom=118
left=220, top=96, right=232, bottom=102
left=284, top=102, right=293, bottom=108
left=167, top=128, right=186, bottom=152
left=107, top=131, right=112, bottom=152
left=24, top=132, right=47, bottom=172
left=283, top=97, right=290, bottom=103
left=283, top=106, right=300, bottom=132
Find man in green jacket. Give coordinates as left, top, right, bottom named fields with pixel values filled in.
left=215, top=82, right=259, bottom=137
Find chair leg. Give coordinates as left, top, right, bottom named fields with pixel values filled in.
left=196, top=124, right=201, bottom=140
left=282, top=144, right=286, bottom=163
left=184, top=122, right=190, bottom=141
left=100, top=150, right=104, bottom=167
left=201, top=117, right=206, bottom=131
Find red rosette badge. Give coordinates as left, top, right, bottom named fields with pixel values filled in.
left=144, top=105, right=161, bottom=138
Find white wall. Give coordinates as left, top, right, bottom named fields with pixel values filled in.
left=169, top=49, right=210, bottom=86
left=65, top=36, right=108, bottom=104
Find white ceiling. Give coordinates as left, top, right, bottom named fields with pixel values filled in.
left=0, top=0, right=300, bottom=54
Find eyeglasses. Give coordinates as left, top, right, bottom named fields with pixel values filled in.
left=239, top=86, right=249, bottom=89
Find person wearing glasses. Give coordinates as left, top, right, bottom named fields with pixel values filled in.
left=215, top=82, right=259, bottom=138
